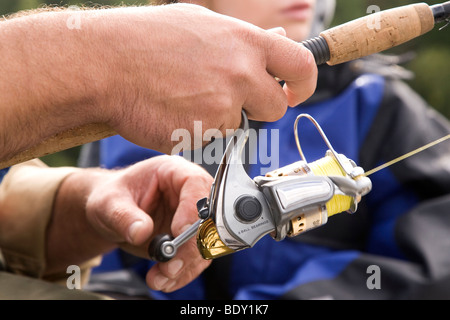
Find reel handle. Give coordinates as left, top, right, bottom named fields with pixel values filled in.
left=148, top=220, right=202, bottom=262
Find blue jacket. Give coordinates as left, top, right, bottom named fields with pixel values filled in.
left=0, top=168, right=10, bottom=183
left=90, top=60, right=450, bottom=300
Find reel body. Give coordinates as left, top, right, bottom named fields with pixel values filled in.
left=149, top=112, right=372, bottom=262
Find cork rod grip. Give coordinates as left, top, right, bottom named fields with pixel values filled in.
left=0, top=123, right=116, bottom=169
left=321, top=3, right=435, bottom=66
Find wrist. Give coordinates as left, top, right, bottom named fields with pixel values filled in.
left=46, top=167, right=115, bottom=274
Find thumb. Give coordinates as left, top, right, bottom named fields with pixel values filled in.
left=87, top=195, right=154, bottom=246
left=126, top=213, right=154, bottom=246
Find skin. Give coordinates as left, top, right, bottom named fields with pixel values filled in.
left=0, top=3, right=318, bottom=294
left=47, top=155, right=213, bottom=292
left=149, top=0, right=317, bottom=292
left=0, top=4, right=317, bottom=159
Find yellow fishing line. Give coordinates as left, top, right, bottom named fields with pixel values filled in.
left=365, top=134, right=450, bottom=177
left=309, top=156, right=353, bottom=217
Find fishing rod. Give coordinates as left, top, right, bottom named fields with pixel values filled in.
left=302, top=1, right=450, bottom=65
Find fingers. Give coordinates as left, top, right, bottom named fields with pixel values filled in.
left=243, top=69, right=289, bottom=122
left=170, top=169, right=213, bottom=235
left=142, top=156, right=213, bottom=292
left=243, top=29, right=317, bottom=122
left=146, top=228, right=211, bottom=292
left=86, top=189, right=155, bottom=248
left=265, top=32, right=318, bottom=107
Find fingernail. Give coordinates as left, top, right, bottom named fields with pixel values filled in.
left=153, top=274, right=169, bottom=290
left=163, top=280, right=177, bottom=292
left=167, top=259, right=184, bottom=277
left=127, top=220, right=143, bottom=244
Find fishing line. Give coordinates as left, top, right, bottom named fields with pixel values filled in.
left=365, top=134, right=450, bottom=177
left=309, top=155, right=353, bottom=217
left=294, top=114, right=450, bottom=217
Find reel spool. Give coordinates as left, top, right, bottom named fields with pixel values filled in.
left=265, top=151, right=359, bottom=237
left=266, top=114, right=367, bottom=237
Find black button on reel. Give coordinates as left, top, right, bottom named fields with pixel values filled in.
left=234, top=195, right=262, bottom=223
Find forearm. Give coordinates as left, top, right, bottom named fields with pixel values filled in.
left=0, top=4, right=318, bottom=162
left=0, top=11, right=103, bottom=160
left=45, top=167, right=116, bottom=276
left=0, top=5, right=192, bottom=161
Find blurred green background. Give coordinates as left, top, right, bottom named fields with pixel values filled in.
left=1, top=0, right=449, bottom=167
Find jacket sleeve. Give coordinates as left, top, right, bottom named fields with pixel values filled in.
left=0, top=159, right=100, bottom=285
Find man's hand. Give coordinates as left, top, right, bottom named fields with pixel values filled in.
left=47, top=155, right=213, bottom=292
left=102, top=4, right=318, bottom=153
left=87, top=155, right=213, bottom=292
left=0, top=4, right=317, bottom=159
